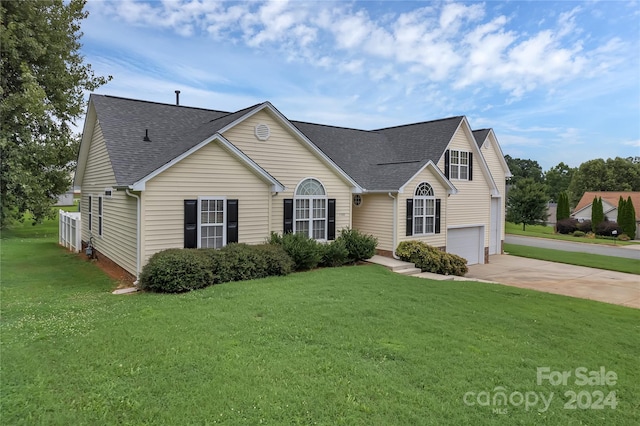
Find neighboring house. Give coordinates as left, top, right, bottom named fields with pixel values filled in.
left=55, top=191, right=75, bottom=206
left=546, top=202, right=558, bottom=227
left=74, top=95, right=511, bottom=282
left=572, top=191, right=640, bottom=239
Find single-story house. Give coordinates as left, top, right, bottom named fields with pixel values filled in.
left=75, top=95, right=511, bottom=282
left=572, top=191, right=640, bottom=239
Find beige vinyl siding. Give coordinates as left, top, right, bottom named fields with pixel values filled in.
left=352, top=194, right=394, bottom=251
left=80, top=122, right=137, bottom=275
left=223, top=110, right=352, bottom=233
left=397, top=169, right=448, bottom=248
left=481, top=134, right=507, bottom=241
left=142, top=141, right=270, bottom=264
left=438, top=127, right=492, bottom=246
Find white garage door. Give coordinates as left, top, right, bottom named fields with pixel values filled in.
left=447, top=226, right=483, bottom=265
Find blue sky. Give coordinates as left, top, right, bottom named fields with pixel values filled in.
left=80, top=0, right=640, bottom=170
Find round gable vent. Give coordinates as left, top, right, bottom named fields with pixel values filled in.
left=255, top=124, right=270, bottom=141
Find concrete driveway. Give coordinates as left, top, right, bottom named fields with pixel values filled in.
left=466, top=255, right=640, bottom=309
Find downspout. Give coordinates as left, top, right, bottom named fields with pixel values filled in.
left=126, top=189, right=141, bottom=285
left=388, top=192, right=400, bottom=259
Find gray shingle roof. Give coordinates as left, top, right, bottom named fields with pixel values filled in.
left=472, top=129, right=491, bottom=147
left=91, top=94, right=233, bottom=185
left=89, top=94, right=468, bottom=191
left=293, top=116, right=464, bottom=190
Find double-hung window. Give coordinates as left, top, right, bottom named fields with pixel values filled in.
left=199, top=198, right=226, bottom=249
left=88, top=195, right=93, bottom=232
left=98, top=196, right=103, bottom=236
left=294, top=178, right=327, bottom=240
left=413, top=182, right=435, bottom=235
left=450, top=150, right=469, bottom=180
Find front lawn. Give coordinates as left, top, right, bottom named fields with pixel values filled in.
left=506, top=222, right=638, bottom=246
left=504, top=244, right=640, bottom=275
left=2, top=217, right=639, bottom=425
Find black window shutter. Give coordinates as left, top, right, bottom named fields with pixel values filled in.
left=406, top=199, right=413, bottom=236
left=283, top=199, right=293, bottom=233
left=226, top=199, right=238, bottom=244
left=327, top=199, right=336, bottom=240
left=435, top=199, right=441, bottom=234
left=468, top=152, right=473, bottom=181
left=444, top=150, right=450, bottom=179
left=184, top=199, right=197, bottom=248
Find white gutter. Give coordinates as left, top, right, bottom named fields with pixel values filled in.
left=388, top=192, right=400, bottom=259
left=125, top=189, right=141, bottom=285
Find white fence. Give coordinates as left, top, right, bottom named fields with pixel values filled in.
left=59, top=210, right=81, bottom=253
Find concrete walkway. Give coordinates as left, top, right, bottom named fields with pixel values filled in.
left=467, top=255, right=640, bottom=309
left=367, top=255, right=496, bottom=283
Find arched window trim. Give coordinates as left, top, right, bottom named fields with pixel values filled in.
left=413, top=182, right=436, bottom=235
left=294, top=177, right=328, bottom=240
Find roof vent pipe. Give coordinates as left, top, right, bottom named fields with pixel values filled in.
left=175, top=90, right=180, bottom=106
left=143, top=129, right=151, bottom=142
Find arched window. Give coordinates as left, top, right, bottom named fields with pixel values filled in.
left=414, top=182, right=435, bottom=234
left=295, top=178, right=327, bottom=239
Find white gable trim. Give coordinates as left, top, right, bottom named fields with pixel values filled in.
left=130, top=133, right=285, bottom=192
left=398, top=161, right=458, bottom=195
left=74, top=100, right=98, bottom=190
left=217, top=102, right=364, bottom=193
left=483, top=129, right=512, bottom=178
left=441, top=117, right=500, bottom=197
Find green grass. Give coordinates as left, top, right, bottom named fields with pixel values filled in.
left=2, top=217, right=640, bottom=425
left=504, top=244, right=640, bottom=275
left=506, top=222, right=638, bottom=246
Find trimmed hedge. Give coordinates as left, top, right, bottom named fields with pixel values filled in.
left=139, top=243, right=294, bottom=293
left=556, top=218, right=578, bottom=234
left=595, top=221, right=623, bottom=237
left=576, top=220, right=592, bottom=233
left=396, top=241, right=468, bottom=276
left=139, top=249, right=215, bottom=293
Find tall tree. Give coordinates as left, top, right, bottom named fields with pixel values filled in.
left=1, top=0, right=110, bottom=226
left=505, top=155, right=545, bottom=186
left=621, top=196, right=636, bottom=239
left=506, top=178, right=548, bottom=231
left=591, top=197, right=604, bottom=233
left=544, top=162, right=576, bottom=203
left=556, top=192, right=570, bottom=221
left=568, top=157, right=640, bottom=205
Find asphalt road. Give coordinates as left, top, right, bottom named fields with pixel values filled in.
left=505, top=235, right=640, bottom=260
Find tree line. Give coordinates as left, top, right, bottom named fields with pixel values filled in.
left=505, top=155, right=640, bottom=233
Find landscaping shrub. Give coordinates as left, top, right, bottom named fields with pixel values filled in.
left=556, top=218, right=578, bottom=234
left=202, top=243, right=294, bottom=283
left=617, top=233, right=631, bottom=241
left=252, top=244, right=295, bottom=277
left=269, top=232, right=323, bottom=270
left=576, top=220, right=592, bottom=233
left=396, top=241, right=468, bottom=276
left=572, top=231, right=586, bottom=237
left=320, top=239, right=350, bottom=267
left=336, top=227, right=377, bottom=262
left=595, top=221, right=623, bottom=237
left=141, top=244, right=294, bottom=293
left=139, top=249, right=214, bottom=293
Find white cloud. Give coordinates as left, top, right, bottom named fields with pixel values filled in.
left=96, top=0, right=626, bottom=102
left=622, top=140, right=640, bottom=147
